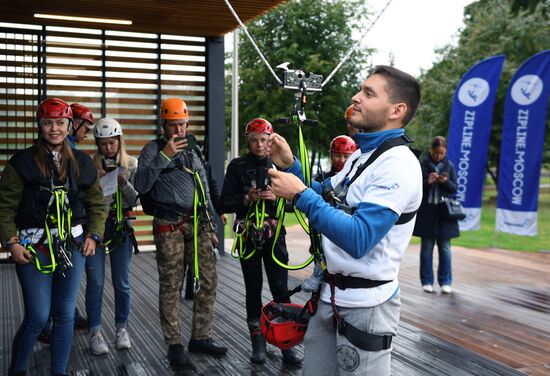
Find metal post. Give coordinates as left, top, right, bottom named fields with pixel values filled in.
left=231, top=29, right=239, bottom=160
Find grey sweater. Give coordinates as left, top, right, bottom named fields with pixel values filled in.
left=134, top=138, right=215, bottom=226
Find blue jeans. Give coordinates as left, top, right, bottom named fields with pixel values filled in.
left=10, top=245, right=85, bottom=374
left=85, top=234, right=132, bottom=332
left=420, top=237, right=452, bottom=286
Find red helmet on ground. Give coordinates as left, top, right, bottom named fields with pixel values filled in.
left=344, top=104, right=354, bottom=120
left=245, top=118, right=273, bottom=135
left=260, top=302, right=309, bottom=350
left=36, top=98, right=73, bottom=122
left=70, top=103, right=95, bottom=127
left=329, top=135, right=357, bottom=154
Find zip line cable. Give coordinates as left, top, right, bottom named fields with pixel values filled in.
left=224, top=0, right=394, bottom=88
left=224, top=0, right=282, bottom=85
left=322, top=0, right=393, bottom=87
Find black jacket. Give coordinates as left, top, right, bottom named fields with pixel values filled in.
left=220, top=153, right=278, bottom=220
left=413, top=154, right=460, bottom=239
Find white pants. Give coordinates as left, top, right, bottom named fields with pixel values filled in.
left=302, top=290, right=401, bottom=375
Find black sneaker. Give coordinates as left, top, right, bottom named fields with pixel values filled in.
left=74, top=309, right=88, bottom=330
left=168, top=344, right=189, bottom=366
left=37, top=327, right=51, bottom=345
left=188, top=338, right=228, bottom=356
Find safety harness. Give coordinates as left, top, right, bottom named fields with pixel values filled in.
left=152, top=151, right=214, bottom=294
left=321, top=135, right=420, bottom=352
left=102, top=187, right=139, bottom=255
left=24, top=174, right=74, bottom=277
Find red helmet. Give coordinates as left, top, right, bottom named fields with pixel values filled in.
left=260, top=302, right=309, bottom=350
left=344, top=104, right=354, bottom=120
left=36, top=98, right=73, bottom=122
left=329, top=135, right=357, bottom=154
left=245, top=118, right=273, bottom=135
left=70, top=103, right=95, bottom=127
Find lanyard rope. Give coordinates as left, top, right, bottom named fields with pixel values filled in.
left=230, top=199, right=267, bottom=260
left=191, top=169, right=210, bottom=294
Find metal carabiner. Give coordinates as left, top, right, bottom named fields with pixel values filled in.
left=193, top=277, right=201, bottom=294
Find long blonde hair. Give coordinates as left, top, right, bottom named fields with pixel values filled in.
left=33, top=138, right=80, bottom=181
left=93, top=135, right=131, bottom=171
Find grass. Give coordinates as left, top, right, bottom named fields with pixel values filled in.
left=410, top=188, right=550, bottom=253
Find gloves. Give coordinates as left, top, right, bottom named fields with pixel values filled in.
left=301, top=261, right=324, bottom=293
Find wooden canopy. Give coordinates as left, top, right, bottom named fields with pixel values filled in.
left=0, top=0, right=286, bottom=36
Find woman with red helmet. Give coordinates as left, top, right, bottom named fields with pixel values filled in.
left=220, top=118, right=301, bottom=366
left=0, top=98, right=105, bottom=376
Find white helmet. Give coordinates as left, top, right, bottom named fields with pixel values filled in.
left=94, top=118, right=123, bottom=138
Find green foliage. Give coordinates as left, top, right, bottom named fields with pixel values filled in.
left=408, top=0, right=550, bottom=171
left=225, top=0, right=374, bottom=159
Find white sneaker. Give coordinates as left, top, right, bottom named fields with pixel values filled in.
left=90, top=333, right=109, bottom=355
left=116, top=328, right=131, bottom=350
left=422, top=284, right=434, bottom=293
left=441, top=285, right=452, bottom=294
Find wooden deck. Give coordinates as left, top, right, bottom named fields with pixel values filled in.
left=0, top=229, right=550, bottom=376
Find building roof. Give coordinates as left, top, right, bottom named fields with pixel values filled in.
left=0, top=0, right=287, bottom=37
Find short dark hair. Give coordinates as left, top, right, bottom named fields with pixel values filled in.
left=372, top=65, right=421, bottom=126
left=431, top=135, right=447, bottom=149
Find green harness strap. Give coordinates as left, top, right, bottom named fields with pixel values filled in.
left=102, top=188, right=124, bottom=253
left=230, top=199, right=267, bottom=260
left=27, top=185, right=72, bottom=274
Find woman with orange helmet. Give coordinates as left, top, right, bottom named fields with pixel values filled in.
left=0, top=98, right=105, bottom=376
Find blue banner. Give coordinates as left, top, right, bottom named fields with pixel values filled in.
left=447, top=55, right=505, bottom=231
left=496, top=50, right=550, bottom=236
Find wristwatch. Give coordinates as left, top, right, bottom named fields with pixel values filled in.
left=292, top=188, right=308, bottom=207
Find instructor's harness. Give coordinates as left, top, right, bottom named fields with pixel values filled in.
left=322, top=135, right=419, bottom=352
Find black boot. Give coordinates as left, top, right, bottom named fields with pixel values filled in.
left=167, top=343, right=189, bottom=366
left=248, top=320, right=266, bottom=364
left=188, top=338, right=228, bottom=356
left=282, top=347, right=302, bottom=366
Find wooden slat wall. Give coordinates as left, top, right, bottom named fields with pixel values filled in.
left=0, top=30, right=41, bottom=167
left=0, top=24, right=208, bottom=250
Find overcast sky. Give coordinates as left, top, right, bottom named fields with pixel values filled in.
left=365, top=0, right=476, bottom=76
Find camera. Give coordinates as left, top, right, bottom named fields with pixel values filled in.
left=282, top=69, right=323, bottom=92
left=103, top=158, right=117, bottom=171
left=245, top=167, right=271, bottom=191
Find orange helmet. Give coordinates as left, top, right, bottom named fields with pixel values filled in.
left=160, top=98, right=189, bottom=120
left=260, top=302, right=309, bottom=350
left=36, top=98, right=73, bottom=122
left=245, top=118, right=273, bottom=135
left=344, top=104, right=354, bottom=120
left=329, top=135, right=357, bottom=154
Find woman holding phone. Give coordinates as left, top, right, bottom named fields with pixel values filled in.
left=85, top=118, right=139, bottom=355
left=413, top=136, right=460, bottom=294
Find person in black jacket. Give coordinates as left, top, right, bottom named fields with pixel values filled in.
left=314, top=135, right=357, bottom=182
left=220, top=118, right=301, bottom=366
left=413, top=136, right=460, bottom=294
left=0, top=98, right=105, bottom=376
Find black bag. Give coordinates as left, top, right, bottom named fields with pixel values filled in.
left=441, top=197, right=466, bottom=220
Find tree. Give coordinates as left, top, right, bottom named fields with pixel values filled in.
left=226, top=0, right=374, bottom=167
left=408, top=0, right=550, bottom=181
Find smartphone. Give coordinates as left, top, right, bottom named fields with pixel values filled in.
left=440, top=172, right=449, bottom=177
left=174, top=136, right=185, bottom=143
left=185, top=134, right=197, bottom=149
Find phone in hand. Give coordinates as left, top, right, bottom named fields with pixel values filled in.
left=185, top=134, right=197, bottom=149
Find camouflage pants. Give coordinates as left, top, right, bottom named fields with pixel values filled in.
left=153, top=216, right=218, bottom=344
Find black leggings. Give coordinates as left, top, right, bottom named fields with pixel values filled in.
left=240, top=232, right=289, bottom=322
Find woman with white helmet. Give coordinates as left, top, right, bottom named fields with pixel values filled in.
left=85, top=117, right=139, bottom=355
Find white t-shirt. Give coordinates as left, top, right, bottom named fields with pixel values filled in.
left=320, top=145, right=422, bottom=308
